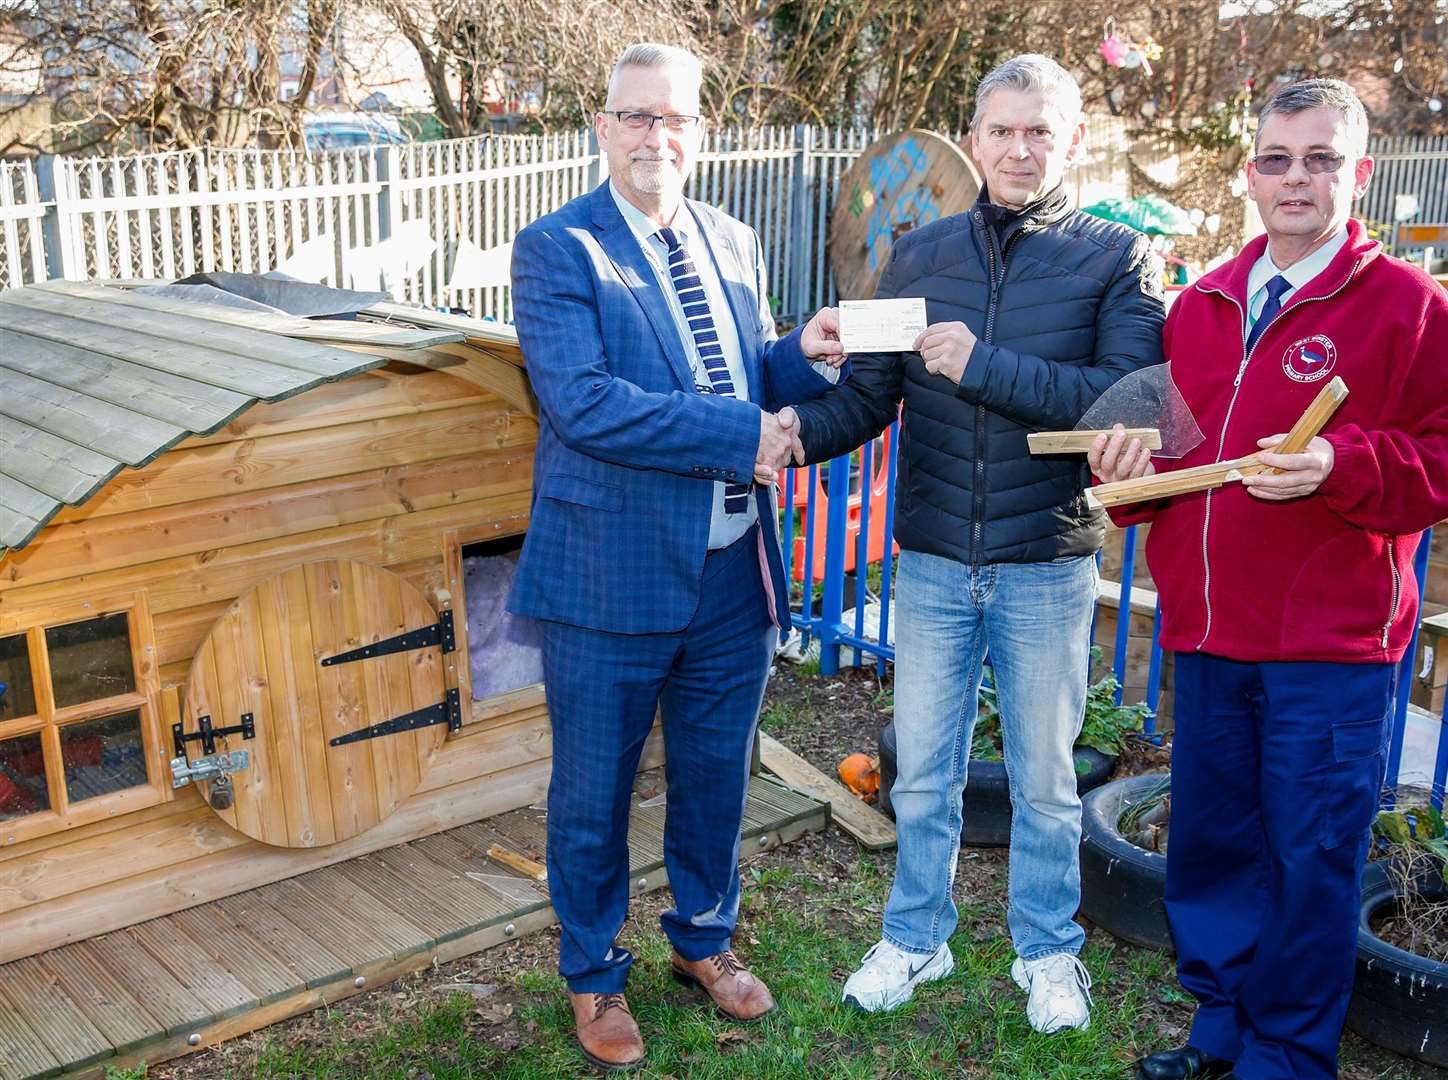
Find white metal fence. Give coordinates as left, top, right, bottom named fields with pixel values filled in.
left=2, top=126, right=1444, bottom=315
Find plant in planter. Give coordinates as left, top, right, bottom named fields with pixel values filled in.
left=1079, top=773, right=1173, bottom=950
left=1345, top=794, right=1448, bottom=1067
left=878, top=651, right=1151, bottom=847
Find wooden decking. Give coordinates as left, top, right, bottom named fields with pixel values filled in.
left=0, top=774, right=827, bottom=1079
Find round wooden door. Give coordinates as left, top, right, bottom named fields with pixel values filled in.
left=182, top=559, right=450, bottom=848
left=829, top=129, right=981, bottom=300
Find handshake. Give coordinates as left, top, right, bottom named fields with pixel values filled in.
left=754, top=406, right=806, bottom=484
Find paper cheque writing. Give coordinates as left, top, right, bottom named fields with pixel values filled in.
left=838, top=298, right=928, bottom=352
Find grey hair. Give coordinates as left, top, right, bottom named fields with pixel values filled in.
left=1256, top=78, right=1369, bottom=158
left=604, top=43, right=704, bottom=108
left=970, top=54, right=1083, bottom=130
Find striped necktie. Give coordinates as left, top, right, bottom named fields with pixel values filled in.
left=657, top=226, right=751, bottom=514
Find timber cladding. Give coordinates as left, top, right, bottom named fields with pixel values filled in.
left=0, top=357, right=546, bottom=965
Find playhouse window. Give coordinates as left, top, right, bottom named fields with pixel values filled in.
left=0, top=603, right=163, bottom=841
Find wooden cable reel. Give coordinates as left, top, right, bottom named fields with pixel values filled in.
left=828, top=130, right=982, bottom=300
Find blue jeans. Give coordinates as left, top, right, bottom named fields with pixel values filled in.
left=884, top=549, right=1096, bottom=960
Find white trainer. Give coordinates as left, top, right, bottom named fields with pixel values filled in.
left=841, top=939, right=955, bottom=1012
left=1010, top=952, right=1093, bottom=1033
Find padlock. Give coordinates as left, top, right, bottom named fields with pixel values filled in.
left=208, top=773, right=234, bottom=811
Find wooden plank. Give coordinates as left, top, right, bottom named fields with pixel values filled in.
left=170, top=905, right=300, bottom=999
left=0, top=416, right=122, bottom=505
left=0, top=304, right=343, bottom=402
left=484, top=844, right=546, bottom=880
left=212, top=893, right=348, bottom=989
left=367, top=843, right=514, bottom=924
left=85, top=929, right=212, bottom=1036
left=0, top=475, right=53, bottom=551
left=126, top=919, right=256, bottom=1017
left=176, top=368, right=494, bottom=451
left=42, top=397, right=523, bottom=526
left=0, top=956, right=111, bottom=1070
left=48, top=280, right=463, bottom=351
left=0, top=328, right=252, bottom=434
left=0, top=285, right=383, bottom=380
left=350, top=343, right=537, bottom=419
left=39, top=942, right=160, bottom=1052
left=0, top=490, right=532, bottom=623
left=758, top=731, right=894, bottom=850
left=1027, top=428, right=1161, bottom=454
left=361, top=301, right=522, bottom=358
left=330, top=854, right=459, bottom=939
left=0, top=368, right=186, bottom=469
left=299, top=864, right=440, bottom=953
left=0, top=1004, right=60, bottom=1080
left=1089, top=377, right=1349, bottom=509
left=259, top=873, right=426, bottom=963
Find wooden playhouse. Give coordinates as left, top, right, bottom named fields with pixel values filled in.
left=0, top=280, right=826, bottom=1078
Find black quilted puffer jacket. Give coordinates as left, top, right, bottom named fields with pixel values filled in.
left=796, top=186, right=1165, bottom=565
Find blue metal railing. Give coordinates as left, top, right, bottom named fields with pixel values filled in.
left=780, top=443, right=1444, bottom=810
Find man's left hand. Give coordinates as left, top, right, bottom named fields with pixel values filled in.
left=915, top=321, right=977, bottom=384
left=1243, top=435, right=1335, bottom=500
left=801, top=307, right=847, bottom=366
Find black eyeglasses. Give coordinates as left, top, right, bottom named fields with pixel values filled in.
left=605, top=110, right=701, bottom=132
left=1251, top=152, right=1346, bottom=175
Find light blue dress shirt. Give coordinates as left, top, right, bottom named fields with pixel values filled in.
left=1244, top=226, right=1349, bottom=337
left=609, top=183, right=758, bottom=548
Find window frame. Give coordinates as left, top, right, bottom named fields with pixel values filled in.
left=0, top=592, right=168, bottom=845
left=443, top=522, right=545, bottom=729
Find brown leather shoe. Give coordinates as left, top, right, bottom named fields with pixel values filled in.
left=670, top=949, right=777, bottom=1021
left=568, top=991, right=645, bottom=1071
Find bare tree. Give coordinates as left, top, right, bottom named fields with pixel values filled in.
left=361, top=0, right=717, bottom=135
left=0, top=0, right=339, bottom=156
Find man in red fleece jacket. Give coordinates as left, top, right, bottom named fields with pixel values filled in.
left=1091, top=79, right=1448, bottom=1080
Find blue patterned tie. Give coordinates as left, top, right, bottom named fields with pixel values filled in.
left=1245, top=274, right=1292, bottom=356
left=658, top=226, right=751, bottom=513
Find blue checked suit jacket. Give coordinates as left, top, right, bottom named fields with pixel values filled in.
left=507, top=182, right=842, bottom=635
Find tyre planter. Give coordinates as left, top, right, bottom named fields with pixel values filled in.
left=1345, top=861, right=1448, bottom=1067
left=1078, top=773, right=1174, bottom=952
left=877, top=720, right=1117, bottom=848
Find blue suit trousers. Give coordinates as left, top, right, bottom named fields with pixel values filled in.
left=1167, top=652, right=1394, bottom=1080
left=538, top=529, right=776, bottom=992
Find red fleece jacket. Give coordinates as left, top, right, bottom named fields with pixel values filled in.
left=1110, top=218, right=1448, bottom=663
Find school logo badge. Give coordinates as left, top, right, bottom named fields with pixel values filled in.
left=1282, top=334, right=1337, bottom=383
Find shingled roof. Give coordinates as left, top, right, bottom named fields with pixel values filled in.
left=0, top=280, right=467, bottom=553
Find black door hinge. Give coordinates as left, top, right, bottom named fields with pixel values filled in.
left=328, top=687, right=463, bottom=746
left=320, top=609, right=456, bottom=667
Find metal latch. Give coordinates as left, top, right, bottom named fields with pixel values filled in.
left=170, top=749, right=251, bottom=789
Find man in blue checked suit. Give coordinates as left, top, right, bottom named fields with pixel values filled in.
left=507, top=42, right=847, bottom=1071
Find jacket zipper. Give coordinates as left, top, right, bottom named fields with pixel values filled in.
left=974, top=212, right=1026, bottom=566
left=1382, top=538, right=1401, bottom=649
left=1190, top=259, right=1364, bottom=652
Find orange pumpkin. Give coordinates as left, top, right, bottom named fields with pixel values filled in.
left=838, top=753, right=880, bottom=799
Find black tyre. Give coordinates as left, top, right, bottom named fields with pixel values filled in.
left=877, top=721, right=1118, bottom=848
left=1345, top=861, right=1448, bottom=1067
left=1078, top=773, right=1174, bottom=951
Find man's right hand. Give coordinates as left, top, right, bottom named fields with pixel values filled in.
left=755, top=407, right=806, bottom=484
left=1088, top=424, right=1155, bottom=484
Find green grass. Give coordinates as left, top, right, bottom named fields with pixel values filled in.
left=233, top=852, right=1179, bottom=1080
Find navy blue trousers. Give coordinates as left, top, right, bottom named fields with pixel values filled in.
left=538, top=530, right=775, bottom=992
left=1167, top=652, right=1394, bottom=1080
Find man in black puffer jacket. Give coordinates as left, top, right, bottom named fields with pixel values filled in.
left=794, top=54, right=1164, bottom=1031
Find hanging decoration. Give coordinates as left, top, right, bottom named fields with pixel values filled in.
left=1099, top=20, right=1162, bottom=77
